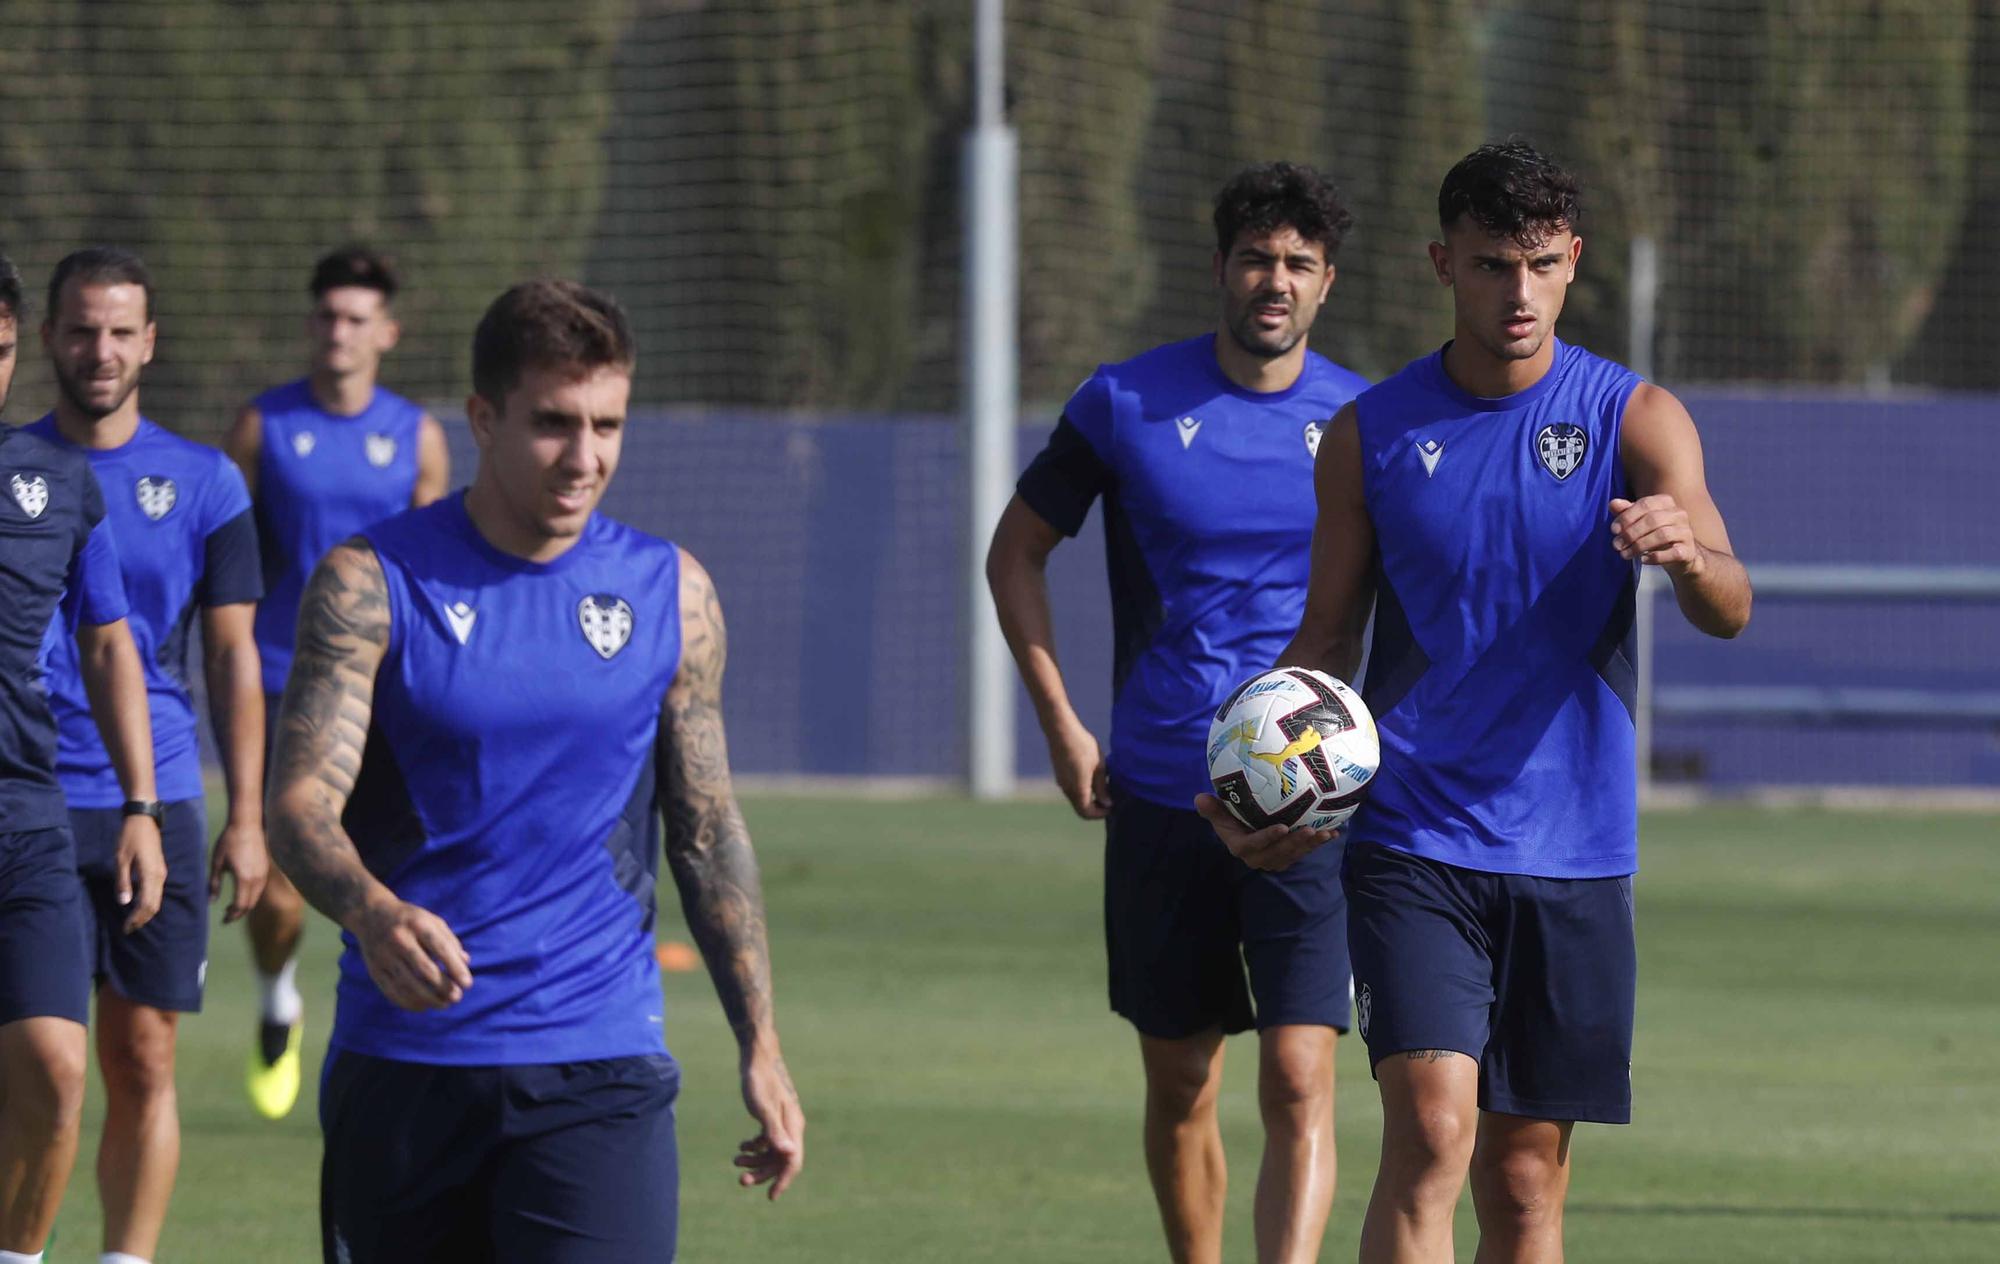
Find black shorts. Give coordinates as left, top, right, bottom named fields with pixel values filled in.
left=1105, top=789, right=1350, bottom=1039
left=72, top=800, right=209, bottom=1012
left=0, top=826, right=91, bottom=1026
left=1344, top=841, right=1636, bottom=1124
left=320, top=1049, right=682, bottom=1264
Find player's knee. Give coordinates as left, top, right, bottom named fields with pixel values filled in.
left=98, top=1017, right=178, bottom=1102
left=7, top=1038, right=87, bottom=1134
left=1256, top=1050, right=1330, bottom=1119
left=1143, top=1050, right=1220, bottom=1120
left=1383, top=1103, right=1475, bottom=1188
left=1470, top=1145, right=1563, bottom=1225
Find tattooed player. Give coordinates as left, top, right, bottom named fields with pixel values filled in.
left=265, top=280, right=803, bottom=1263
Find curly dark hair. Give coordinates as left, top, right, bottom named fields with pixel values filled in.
left=471, top=279, right=635, bottom=403
left=1213, top=162, right=1355, bottom=259
left=311, top=245, right=399, bottom=301
left=1437, top=141, right=1581, bottom=246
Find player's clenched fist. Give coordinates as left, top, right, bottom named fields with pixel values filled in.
left=1609, top=495, right=1705, bottom=573
left=351, top=897, right=473, bottom=1011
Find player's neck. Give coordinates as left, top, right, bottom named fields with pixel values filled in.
left=1441, top=330, right=1558, bottom=399
left=1211, top=331, right=1308, bottom=394
left=53, top=397, right=140, bottom=449
left=463, top=476, right=584, bottom=565
left=308, top=368, right=375, bottom=418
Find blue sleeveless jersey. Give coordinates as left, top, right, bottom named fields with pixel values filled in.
left=252, top=379, right=425, bottom=693
left=28, top=417, right=261, bottom=807
left=1017, top=334, right=1369, bottom=810
left=0, top=425, right=128, bottom=830
left=332, top=494, right=683, bottom=1065
left=1352, top=340, right=1641, bottom=878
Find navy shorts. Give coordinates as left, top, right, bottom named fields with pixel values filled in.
left=320, top=1049, right=682, bottom=1264
left=1105, top=789, right=1350, bottom=1039
left=1344, top=841, right=1636, bottom=1124
left=0, top=826, right=92, bottom=1026
left=72, top=800, right=209, bottom=1012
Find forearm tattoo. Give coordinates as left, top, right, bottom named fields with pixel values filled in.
left=661, top=562, right=776, bottom=1046
left=266, top=540, right=388, bottom=926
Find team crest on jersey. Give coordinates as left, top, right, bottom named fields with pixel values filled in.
left=9, top=473, right=48, bottom=518
left=365, top=433, right=397, bottom=468
left=1535, top=423, right=1587, bottom=481
left=292, top=430, right=317, bottom=458
left=578, top=594, right=634, bottom=660
left=135, top=476, right=177, bottom=521
left=1303, top=420, right=1324, bottom=458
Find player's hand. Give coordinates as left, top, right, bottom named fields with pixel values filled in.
left=1609, top=496, right=1706, bottom=575
left=351, top=897, right=473, bottom=1011
left=736, top=1046, right=804, bottom=1200
left=1193, top=792, right=1337, bottom=872
left=115, top=814, right=167, bottom=934
left=208, top=819, right=270, bottom=924
left=1046, top=719, right=1112, bottom=820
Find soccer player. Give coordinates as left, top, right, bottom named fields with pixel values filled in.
left=222, top=245, right=448, bottom=1119
left=267, top=279, right=803, bottom=1263
left=1200, top=142, right=1753, bottom=1262
left=986, top=163, right=1367, bottom=1264
left=0, top=250, right=164, bottom=1264
left=29, top=247, right=268, bottom=1264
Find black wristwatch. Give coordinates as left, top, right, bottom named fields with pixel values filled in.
left=121, top=799, right=165, bottom=825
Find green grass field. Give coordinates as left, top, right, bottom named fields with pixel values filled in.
left=47, top=798, right=2000, bottom=1261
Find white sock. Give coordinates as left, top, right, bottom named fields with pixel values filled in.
left=0, top=1250, right=45, bottom=1262
left=102, top=1253, right=152, bottom=1264
left=259, top=957, right=302, bottom=1026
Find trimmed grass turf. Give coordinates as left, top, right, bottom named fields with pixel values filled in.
left=47, top=799, right=2000, bottom=1261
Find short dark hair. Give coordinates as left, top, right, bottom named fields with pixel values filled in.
left=471, top=279, right=635, bottom=403
left=47, top=246, right=153, bottom=322
left=1213, top=162, right=1355, bottom=259
left=0, top=252, right=21, bottom=322
left=1438, top=141, right=1582, bottom=246
left=311, top=245, right=399, bottom=301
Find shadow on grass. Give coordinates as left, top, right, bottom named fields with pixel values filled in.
left=1572, top=1202, right=2000, bottom=1226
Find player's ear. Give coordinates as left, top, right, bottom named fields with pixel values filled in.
left=1428, top=240, right=1452, bottom=286
left=466, top=393, right=497, bottom=447
left=1213, top=249, right=1226, bottom=288
left=1566, top=233, right=1583, bottom=280
left=140, top=321, right=157, bottom=367
left=379, top=313, right=401, bottom=354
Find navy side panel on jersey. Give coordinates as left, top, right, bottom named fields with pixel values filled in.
left=0, top=426, right=126, bottom=831
left=331, top=495, right=682, bottom=1066
left=1350, top=340, right=1642, bottom=878
left=1016, top=334, right=1368, bottom=811
left=29, top=417, right=261, bottom=807
left=253, top=380, right=424, bottom=694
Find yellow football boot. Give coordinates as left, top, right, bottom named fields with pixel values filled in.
left=247, top=1018, right=303, bottom=1120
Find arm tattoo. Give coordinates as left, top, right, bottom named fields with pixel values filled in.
left=266, top=540, right=389, bottom=927
left=660, top=557, right=776, bottom=1047
left=1406, top=1049, right=1457, bottom=1064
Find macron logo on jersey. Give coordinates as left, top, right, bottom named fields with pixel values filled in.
left=1304, top=421, right=1324, bottom=459
left=1416, top=438, right=1444, bottom=478
left=1175, top=415, right=1202, bottom=449
left=9, top=473, right=48, bottom=518
left=444, top=601, right=477, bottom=645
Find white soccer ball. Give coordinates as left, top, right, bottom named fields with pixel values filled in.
left=1206, top=668, right=1379, bottom=832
